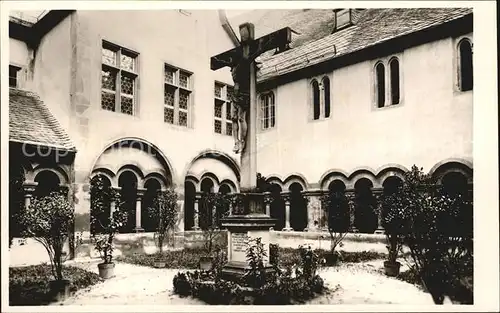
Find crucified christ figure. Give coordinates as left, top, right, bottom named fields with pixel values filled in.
left=229, top=59, right=251, bottom=154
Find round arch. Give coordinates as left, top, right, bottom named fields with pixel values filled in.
left=376, top=164, right=408, bottom=185
left=319, top=169, right=350, bottom=191
left=283, top=173, right=309, bottom=190
left=88, top=136, right=175, bottom=186
left=182, top=149, right=240, bottom=183
left=429, top=158, right=473, bottom=184
left=32, top=165, right=70, bottom=186
left=348, top=167, right=378, bottom=189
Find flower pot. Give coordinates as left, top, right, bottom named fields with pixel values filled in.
left=153, top=260, right=166, bottom=268
left=326, top=252, right=341, bottom=266
left=49, top=279, right=71, bottom=302
left=98, top=262, right=115, bottom=279
left=199, top=256, right=214, bottom=270
left=383, top=261, right=401, bottom=277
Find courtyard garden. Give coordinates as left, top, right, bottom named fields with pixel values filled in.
left=8, top=165, right=473, bottom=306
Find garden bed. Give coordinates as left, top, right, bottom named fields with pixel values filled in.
left=9, top=264, right=102, bottom=306
left=173, top=269, right=327, bottom=305
left=115, top=247, right=388, bottom=269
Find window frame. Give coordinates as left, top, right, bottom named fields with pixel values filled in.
left=372, top=54, right=404, bottom=110
left=163, top=63, right=194, bottom=128
left=213, top=81, right=234, bottom=136
left=100, top=40, right=139, bottom=116
left=309, top=74, right=332, bottom=122
left=9, top=64, right=22, bottom=88
left=456, top=37, right=473, bottom=93
left=259, top=90, right=276, bottom=131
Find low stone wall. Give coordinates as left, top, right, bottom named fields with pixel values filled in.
left=9, top=230, right=389, bottom=266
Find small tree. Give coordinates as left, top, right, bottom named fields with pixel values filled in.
left=200, top=192, right=231, bottom=255
left=19, top=191, right=74, bottom=281
left=90, top=176, right=127, bottom=264
left=398, top=166, right=473, bottom=304
left=148, top=189, right=178, bottom=253
left=320, top=191, right=350, bottom=259
left=380, top=187, right=408, bottom=265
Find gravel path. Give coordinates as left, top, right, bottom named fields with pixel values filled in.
left=55, top=259, right=434, bottom=306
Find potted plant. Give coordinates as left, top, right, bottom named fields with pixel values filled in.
left=199, top=192, right=231, bottom=270
left=90, top=175, right=127, bottom=279
left=320, top=191, right=349, bottom=266
left=380, top=182, right=407, bottom=277
left=19, top=191, right=76, bottom=301
left=148, top=189, right=178, bottom=268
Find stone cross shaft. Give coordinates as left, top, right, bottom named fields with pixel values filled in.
left=211, top=23, right=292, bottom=190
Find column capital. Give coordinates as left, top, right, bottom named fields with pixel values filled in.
left=280, top=191, right=291, bottom=203
left=263, top=192, right=273, bottom=204
left=23, top=182, right=37, bottom=194
left=136, top=188, right=147, bottom=198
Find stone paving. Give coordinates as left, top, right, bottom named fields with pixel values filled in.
left=53, top=259, right=436, bottom=306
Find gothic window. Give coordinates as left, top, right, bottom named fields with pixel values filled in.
left=260, top=91, right=276, bottom=130
left=312, top=80, right=320, bottom=120
left=101, top=41, right=138, bottom=115
left=389, top=58, right=400, bottom=105
left=458, top=39, right=473, bottom=92
left=164, top=64, right=193, bottom=127
left=375, top=63, right=385, bottom=108
left=323, top=76, right=331, bottom=118
left=214, top=82, right=234, bottom=135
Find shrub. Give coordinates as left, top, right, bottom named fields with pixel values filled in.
left=397, top=165, right=473, bottom=304
left=9, top=265, right=101, bottom=306
left=18, top=192, right=76, bottom=282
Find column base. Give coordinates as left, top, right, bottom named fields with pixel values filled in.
left=282, top=227, right=293, bottom=232
left=374, top=228, right=385, bottom=235
left=192, top=226, right=200, bottom=231
left=134, top=227, right=144, bottom=233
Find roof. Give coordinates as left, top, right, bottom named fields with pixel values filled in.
left=9, top=88, right=76, bottom=151
left=234, top=8, right=473, bottom=83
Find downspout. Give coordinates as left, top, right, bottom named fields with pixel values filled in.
left=218, top=10, right=240, bottom=47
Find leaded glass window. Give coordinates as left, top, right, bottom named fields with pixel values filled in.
left=214, top=82, right=233, bottom=136
left=164, top=64, right=192, bottom=127
left=100, top=41, right=138, bottom=115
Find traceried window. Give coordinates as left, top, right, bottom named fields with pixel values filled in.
left=260, top=92, right=276, bottom=130
left=458, top=38, right=473, bottom=92
left=214, top=82, right=234, bottom=135
left=101, top=41, right=138, bottom=115
left=310, top=76, right=331, bottom=121
left=9, top=65, right=21, bottom=88
left=164, top=64, right=193, bottom=127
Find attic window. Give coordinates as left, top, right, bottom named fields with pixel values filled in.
left=333, top=9, right=353, bottom=32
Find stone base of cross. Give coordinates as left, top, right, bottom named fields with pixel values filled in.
left=211, top=22, right=291, bottom=281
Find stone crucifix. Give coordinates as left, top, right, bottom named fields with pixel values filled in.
left=211, top=23, right=292, bottom=190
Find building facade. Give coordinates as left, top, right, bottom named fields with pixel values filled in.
left=8, top=8, right=473, bottom=259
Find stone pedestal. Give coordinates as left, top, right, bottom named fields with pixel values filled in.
left=220, top=193, right=276, bottom=281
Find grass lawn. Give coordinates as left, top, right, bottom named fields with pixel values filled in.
left=9, top=264, right=102, bottom=306
left=115, top=247, right=388, bottom=269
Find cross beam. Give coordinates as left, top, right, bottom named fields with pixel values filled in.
left=210, top=26, right=292, bottom=70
